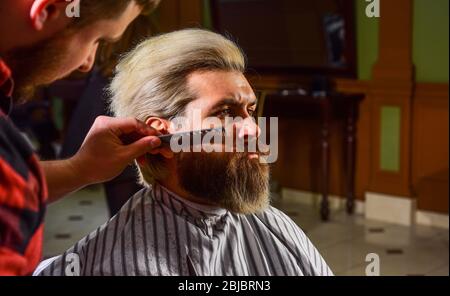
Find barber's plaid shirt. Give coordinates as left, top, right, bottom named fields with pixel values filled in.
left=0, top=58, right=48, bottom=275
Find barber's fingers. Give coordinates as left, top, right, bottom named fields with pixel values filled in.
left=94, top=116, right=159, bottom=137
left=123, top=135, right=162, bottom=160
left=148, top=146, right=174, bottom=159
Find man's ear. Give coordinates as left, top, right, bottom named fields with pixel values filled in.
left=142, top=117, right=174, bottom=160
left=30, top=0, right=67, bottom=31
left=145, top=117, right=170, bottom=135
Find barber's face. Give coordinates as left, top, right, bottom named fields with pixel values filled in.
left=5, top=2, right=142, bottom=101
left=175, top=71, right=270, bottom=214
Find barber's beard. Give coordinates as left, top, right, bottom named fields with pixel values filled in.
left=176, top=151, right=270, bottom=214
left=4, top=32, right=70, bottom=102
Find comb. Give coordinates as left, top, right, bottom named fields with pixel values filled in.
left=119, top=127, right=226, bottom=146
left=158, top=126, right=226, bottom=144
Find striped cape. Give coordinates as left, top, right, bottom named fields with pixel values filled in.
left=36, top=183, right=332, bottom=276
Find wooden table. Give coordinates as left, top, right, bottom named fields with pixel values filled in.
left=260, top=91, right=365, bottom=221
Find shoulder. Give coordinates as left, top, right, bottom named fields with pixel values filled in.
left=254, top=205, right=303, bottom=234
left=0, top=115, right=36, bottom=180
left=253, top=206, right=334, bottom=276
left=35, top=187, right=153, bottom=276
left=120, top=187, right=152, bottom=212
left=246, top=205, right=310, bottom=251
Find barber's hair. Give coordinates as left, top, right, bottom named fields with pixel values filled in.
left=108, top=28, right=246, bottom=185
left=97, top=14, right=159, bottom=77
left=72, top=0, right=160, bottom=28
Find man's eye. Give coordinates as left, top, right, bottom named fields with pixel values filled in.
left=217, top=109, right=232, bottom=117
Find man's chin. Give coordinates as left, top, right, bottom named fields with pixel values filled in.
left=177, top=151, right=271, bottom=215
left=14, top=85, right=43, bottom=102
left=14, top=78, right=59, bottom=102
left=13, top=85, right=37, bottom=103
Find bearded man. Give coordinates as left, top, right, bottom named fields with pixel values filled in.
left=35, top=29, right=332, bottom=276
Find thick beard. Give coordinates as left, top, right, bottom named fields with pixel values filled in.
left=3, top=31, right=70, bottom=102
left=177, top=151, right=270, bottom=214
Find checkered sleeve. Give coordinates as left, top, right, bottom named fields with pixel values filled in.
left=0, top=111, right=47, bottom=275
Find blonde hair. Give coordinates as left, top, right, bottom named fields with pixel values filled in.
left=108, top=28, right=246, bottom=185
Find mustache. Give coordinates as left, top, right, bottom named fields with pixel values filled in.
left=187, top=136, right=271, bottom=154
left=164, top=127, right=269, bottom=149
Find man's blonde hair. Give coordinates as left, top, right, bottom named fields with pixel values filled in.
left=108, top=28, right=246, bottom=185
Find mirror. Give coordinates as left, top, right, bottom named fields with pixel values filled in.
left=211, top=0, right=356, bottom=78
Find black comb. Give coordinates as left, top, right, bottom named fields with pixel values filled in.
left=158, top=126, right=226, bottom=144
left=119, top=127, right=226, bottom=146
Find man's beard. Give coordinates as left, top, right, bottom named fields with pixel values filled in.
left=176, top=151, right=270, bottom=214
left=3, top=31, right=70, bottom=102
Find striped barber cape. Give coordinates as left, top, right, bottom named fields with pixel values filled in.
left=35, top=183, right=333, bottom=276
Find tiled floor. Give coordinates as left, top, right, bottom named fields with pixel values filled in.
left=43, top=186, right=449, bottom=276
left=43, top=185, right=109, bottom=258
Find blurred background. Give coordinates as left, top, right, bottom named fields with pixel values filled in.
left=12, top=0, right=448, bottom=276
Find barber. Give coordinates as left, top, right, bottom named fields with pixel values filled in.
left=0, top=0, right=164, bottom=275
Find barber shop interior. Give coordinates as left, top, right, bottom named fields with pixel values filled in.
left=0, top=0, right=448, bottom=277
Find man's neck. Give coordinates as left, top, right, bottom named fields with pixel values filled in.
left=158, top=176, right=218, bottom=207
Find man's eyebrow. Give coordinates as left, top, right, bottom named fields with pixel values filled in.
left=209, top=97, right=258, bottom=110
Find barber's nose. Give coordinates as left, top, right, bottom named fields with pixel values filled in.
left=235, top=117, right=261, bottom=140
left=78, top=45, right=98, bottom=73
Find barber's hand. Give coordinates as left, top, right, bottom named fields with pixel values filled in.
left=70, top=116, right=164, bottom=185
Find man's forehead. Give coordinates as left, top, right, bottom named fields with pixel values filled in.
left=187, top=71, right=256, bottom=105
left=218, top=92, right=257, bottom=105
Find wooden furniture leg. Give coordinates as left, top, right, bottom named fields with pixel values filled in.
left=320, top=98, right=331, bottom=221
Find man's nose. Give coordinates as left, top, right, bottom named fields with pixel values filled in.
left=235, top=117, right=261, bottom=140
left=78, top=45, right=98, bottom=73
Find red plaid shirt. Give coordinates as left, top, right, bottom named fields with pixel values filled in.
left=0, top=58, right=48, bottom=275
